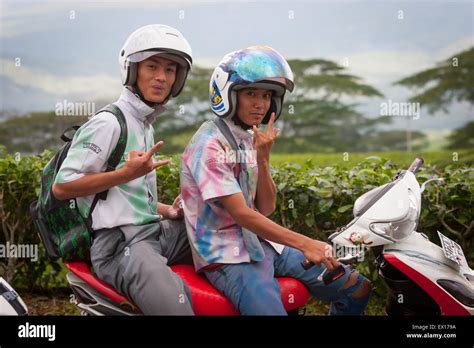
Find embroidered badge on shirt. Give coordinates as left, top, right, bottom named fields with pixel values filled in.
left=82, top=142, right=102, bottom=154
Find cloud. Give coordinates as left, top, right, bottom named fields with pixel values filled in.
left=0, top=58, right=122, bottom=101
left=193, top=56, right=221, bottom=68
left=198, top=36, right=474, bottom=86
left=0, top=0, right=223, bottom=38
left=437, top=36, right=474, bottom=59
left=336, top=50, right=433, bottom=86
left=1, top=0, right=175, bottom=19
left=331, top=36, right=474, bottom=87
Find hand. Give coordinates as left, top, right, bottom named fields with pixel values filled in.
left=120, top=141, right=170, bottom=182
left=166, top=195, right=184, bottom=220
left=253, top=113, right=279, bottom=163
left=302, top=240, right=340, bottom=270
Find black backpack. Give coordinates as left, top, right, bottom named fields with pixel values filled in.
left=30, top=104, right=127, bottom=261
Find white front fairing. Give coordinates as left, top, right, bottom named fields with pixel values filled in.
left=0, top=277, right=28, bottom=315
left=330, top=167, right=473, bottom=315
left=331, top=171, right=421, bottom=247
left=383, top=232, right=474, bottom=315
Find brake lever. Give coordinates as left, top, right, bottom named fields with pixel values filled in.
left=339, top=252, right=363, bottom=265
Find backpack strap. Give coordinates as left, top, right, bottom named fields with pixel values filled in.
left=213, top=117, right=240, bottom=152
left=100, top=104, right=128, bottom=173
left=87, top=104, right=128, bottom=220
left=61, top=126, right=80, bottom=142
left=212, top=117, right=246, bottom=179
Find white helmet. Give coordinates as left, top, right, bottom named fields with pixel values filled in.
left=0, top=277, right=28, bottom=315
left=209, top=45, right=294, bottom=124
left=119, top=24, right=193, bottom=98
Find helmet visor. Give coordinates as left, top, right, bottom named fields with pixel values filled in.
left=128, top=50, right=189, bottom=68
left=222, top=45, right=294, bottom=92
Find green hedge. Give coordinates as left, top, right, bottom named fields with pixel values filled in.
left=0, top=150, right=472, bottom=293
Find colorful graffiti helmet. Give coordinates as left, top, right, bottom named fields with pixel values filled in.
left=209, top=45, right=294, bottom=123
left=119, top=24, right=193, bottom=98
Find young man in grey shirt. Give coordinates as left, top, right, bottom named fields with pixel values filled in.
left=53, top=24, right=194, bottom=315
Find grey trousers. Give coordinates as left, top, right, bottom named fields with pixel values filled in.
left=90, top=219, right=194, bottom=315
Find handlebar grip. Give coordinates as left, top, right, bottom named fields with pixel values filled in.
left=322, top=265, right=346, bottom=285
left=301, top=260, right=347, bottom=285
left=407, top=157, right=424, bottom=174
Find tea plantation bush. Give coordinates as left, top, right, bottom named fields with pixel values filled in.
left=1, top=150, right=472, bottom=294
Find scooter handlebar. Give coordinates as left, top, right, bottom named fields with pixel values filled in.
left=407, top=157, right=424, bottom=174
left=301, top=253, right=363, bottom=285
left=301, top=260, right=346, bottom=285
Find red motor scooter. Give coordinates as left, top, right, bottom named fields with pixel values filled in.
left=64, top=260, right=311, bottom=316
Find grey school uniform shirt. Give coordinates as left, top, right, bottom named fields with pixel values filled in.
left=55, top=88, right=165, bottom=230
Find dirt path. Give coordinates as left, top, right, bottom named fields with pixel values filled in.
left=18, top=290, right=385, bottom=315
left=20, top=290, right=80, bottom=315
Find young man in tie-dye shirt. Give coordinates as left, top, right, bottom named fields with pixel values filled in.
left=181, top=46, right=372, bottom=315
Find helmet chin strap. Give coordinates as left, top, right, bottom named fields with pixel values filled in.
left=231, top=98, right=262, bottom=131
left=231, top=115, right=253, bottom=131
left=231, top=98, right=253, bottom=130
left=128, top=85, right=169, bottom=108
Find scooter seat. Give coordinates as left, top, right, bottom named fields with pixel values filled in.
left=65, top=261, right=311, bottom=315
left=171, top=265, right=311, bottom=315
left=65, top=261, right=141, bottom=313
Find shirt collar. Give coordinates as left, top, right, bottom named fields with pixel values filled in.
left=116, top=88, right=166, bottom=124
left=223, top=117, right=253, bottom=144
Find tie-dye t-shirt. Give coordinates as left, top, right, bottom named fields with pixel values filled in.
left=181, top=117, right=284, bottom=271
left=54, top=88, right=165, bottom=230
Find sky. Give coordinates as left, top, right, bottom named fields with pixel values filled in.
left=0, top=0, right=473, bottom=131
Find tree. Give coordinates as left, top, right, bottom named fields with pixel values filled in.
left=395, top=47, right=474, bottom=150
left=277, top=59, right=387, bottom=152
left=1, top=60, right=388, bottom=154
left=154, top=59, right=387, bottom=153
left=395, top=47, right=474, bottom=114
left=448, top=121, right=474, bottom=149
